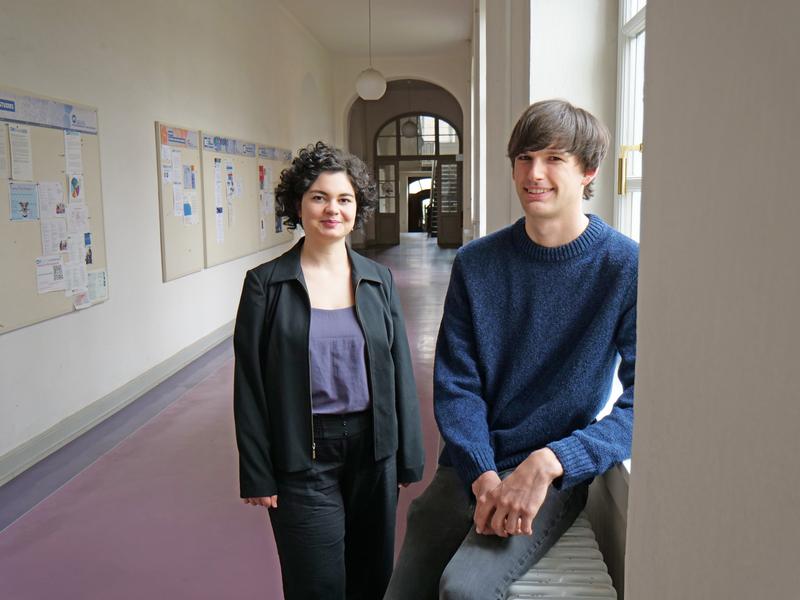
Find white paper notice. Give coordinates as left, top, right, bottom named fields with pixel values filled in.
left=87, top=269, right=109, bottom=302
left=173, top=183, right=184, bottom=216
left=66, top=202, right=90, bottom=233
left=264, top=165, right=274, bottom=192
left=9, top=124, right=33, bottom=181
left=68, top=173, right=85, bottom=202
left=63, top=260, right=88, bottom=296
left=35, top=255, right=66, bottom=293
left=64, top=130, right=83, bottom=174
left=161, top=144, right=172, bottom=167
left=38, top=181, right=66, bottom=218
left=66, top=233, right=85, bottom=264
left=171, top=148, right=183, bottom=184
left=216, top=211, right=224, bottom=243
left=214, top=160, right=223, bottom=208
left=0, top=123, right=9, bottom=179
left=41, top=218, right=68, bottom=254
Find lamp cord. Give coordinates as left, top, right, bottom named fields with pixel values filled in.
left=368, top=0, right=373, bottom=67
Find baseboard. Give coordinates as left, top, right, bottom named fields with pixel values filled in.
left=0, top=321, right=234, bottom=487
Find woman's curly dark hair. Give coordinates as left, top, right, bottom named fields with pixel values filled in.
left=275, top=141, right=378, bottom=230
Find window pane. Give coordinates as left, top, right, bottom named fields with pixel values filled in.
left=438, top=119, right=459, bottom=155
left=378, top=121, right=396, bottom=137
left=378, top=164, right=396, bottom=213
left=377, top=121, right=397, bottom=157
left=400, top=120, right=419, bottom=156
left=624, top=0, right=646, bottom=22
left=420, top=116, right=436, bottom=154
left=376, top=135, right=396, bottom=156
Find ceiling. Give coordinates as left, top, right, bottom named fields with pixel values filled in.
left=279, top=0, right=474, bottom=57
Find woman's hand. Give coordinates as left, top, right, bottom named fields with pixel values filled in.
left=243, top=496, right=278, bottom=508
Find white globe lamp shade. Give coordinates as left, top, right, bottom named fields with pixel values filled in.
left=356, top=68, right=387, bottom=100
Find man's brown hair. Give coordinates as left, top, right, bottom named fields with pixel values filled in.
left=507, top=99, right=610, bottom=199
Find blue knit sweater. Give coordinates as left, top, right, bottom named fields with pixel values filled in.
left=434, top=215, right=638, bottom=490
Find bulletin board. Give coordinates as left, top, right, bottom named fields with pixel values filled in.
left=256, top=144, right=293, bottom=251
left=155, top=123, right=204, bottom=281
left=199, top=132, right=259, bottom=267
left=0, top=86, right=109, bottom=336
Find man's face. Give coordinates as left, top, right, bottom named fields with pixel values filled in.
left=512, top=147, right=596, bottom=222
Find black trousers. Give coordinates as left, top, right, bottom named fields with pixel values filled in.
left=268, top=411, right=397, bottom=600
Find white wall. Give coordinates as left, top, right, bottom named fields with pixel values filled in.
left=0, top=1, right=334, bottom=463
left=626, top=0, right=800, bottom=596
left=529, top=0, right=618, bottom=225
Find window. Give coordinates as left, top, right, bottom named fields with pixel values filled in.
left=374, top=114, right=461, bottom=158
left=615, top=0, right=646, bottom=242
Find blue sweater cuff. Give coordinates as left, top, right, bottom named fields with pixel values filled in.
left=547, top=438, right=595, bottom=490
left=453, top=446, right=497, bottom=485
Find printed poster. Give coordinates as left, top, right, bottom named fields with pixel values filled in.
left=9, top=124, right=33, bottom=181
left=41, top=218, right=68, bottom=254
left=35, top=255, right=66, bottom=293
left=38, top=181, right=66, bottom=218
left=64, top=130, right=83, bottom=174
left=9, top=181, right=39, bottom=221
left=87, top=269, right=109, bottom=302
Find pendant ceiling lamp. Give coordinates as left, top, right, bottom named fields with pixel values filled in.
left=355, top=0, right=386, bottom=101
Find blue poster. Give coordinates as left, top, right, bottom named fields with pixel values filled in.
left=9, top=182, right=39, bottom=221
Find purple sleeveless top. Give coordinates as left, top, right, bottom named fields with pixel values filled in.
left=308, top=307, right=371, bottom=414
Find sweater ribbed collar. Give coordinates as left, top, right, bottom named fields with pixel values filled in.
left=512, top=214, right=608, bottom=262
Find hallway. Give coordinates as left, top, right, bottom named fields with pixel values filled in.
left=0, top=233, right=457, bottom=599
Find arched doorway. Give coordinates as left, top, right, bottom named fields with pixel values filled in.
left=347, top=80, right=464, bottom=248
left=374, top=113, right=462, bottom=247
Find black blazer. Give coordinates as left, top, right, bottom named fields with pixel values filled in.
left=233, top=238, right=425, bottom=498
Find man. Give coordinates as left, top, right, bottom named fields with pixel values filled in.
left=385, top=99, right=637, bottom=600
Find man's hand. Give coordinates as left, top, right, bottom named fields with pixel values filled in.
left=473, top=448, right=564, bottom=537
left=471, top=470, right=502, bottom=534
left=243, top=495, right=278, bottom=508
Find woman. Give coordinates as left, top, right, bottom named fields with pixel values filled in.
left=233, top=142, right=424, bottom=599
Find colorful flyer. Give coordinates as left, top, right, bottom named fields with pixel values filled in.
left=9, top=181, right=39, bottom=221
left=68, top=173, right=85, bottom=202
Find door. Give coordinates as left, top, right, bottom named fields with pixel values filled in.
left=374, top=161, right=399, bottom=245
left=435, top=158, right=462, bottom=247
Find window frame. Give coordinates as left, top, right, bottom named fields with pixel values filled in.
left=614, top=1, right=646, bottom=242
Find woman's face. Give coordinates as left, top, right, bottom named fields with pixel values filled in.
left=299, top=171, right=357, bottom=243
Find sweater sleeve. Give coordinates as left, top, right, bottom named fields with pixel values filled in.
left=387, top=268, right=426, bottom=484
left=434, top=255, right=497, bottom=485
left=547, top=275, right=637, bottom=489
left=233, top=269, right=277, bottom=498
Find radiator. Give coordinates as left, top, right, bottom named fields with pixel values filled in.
left=505, top=513, right=617, bottom=599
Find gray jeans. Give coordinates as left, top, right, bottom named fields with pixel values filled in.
left=384, top=465, right=588, bottom=600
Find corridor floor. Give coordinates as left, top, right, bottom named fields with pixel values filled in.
left=0, top=233, right=457, bottom=600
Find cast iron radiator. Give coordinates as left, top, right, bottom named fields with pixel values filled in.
left=505, top=512, right=617, bottom=599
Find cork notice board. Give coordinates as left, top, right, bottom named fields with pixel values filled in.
left=0, top=86, right=108, bottom=335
